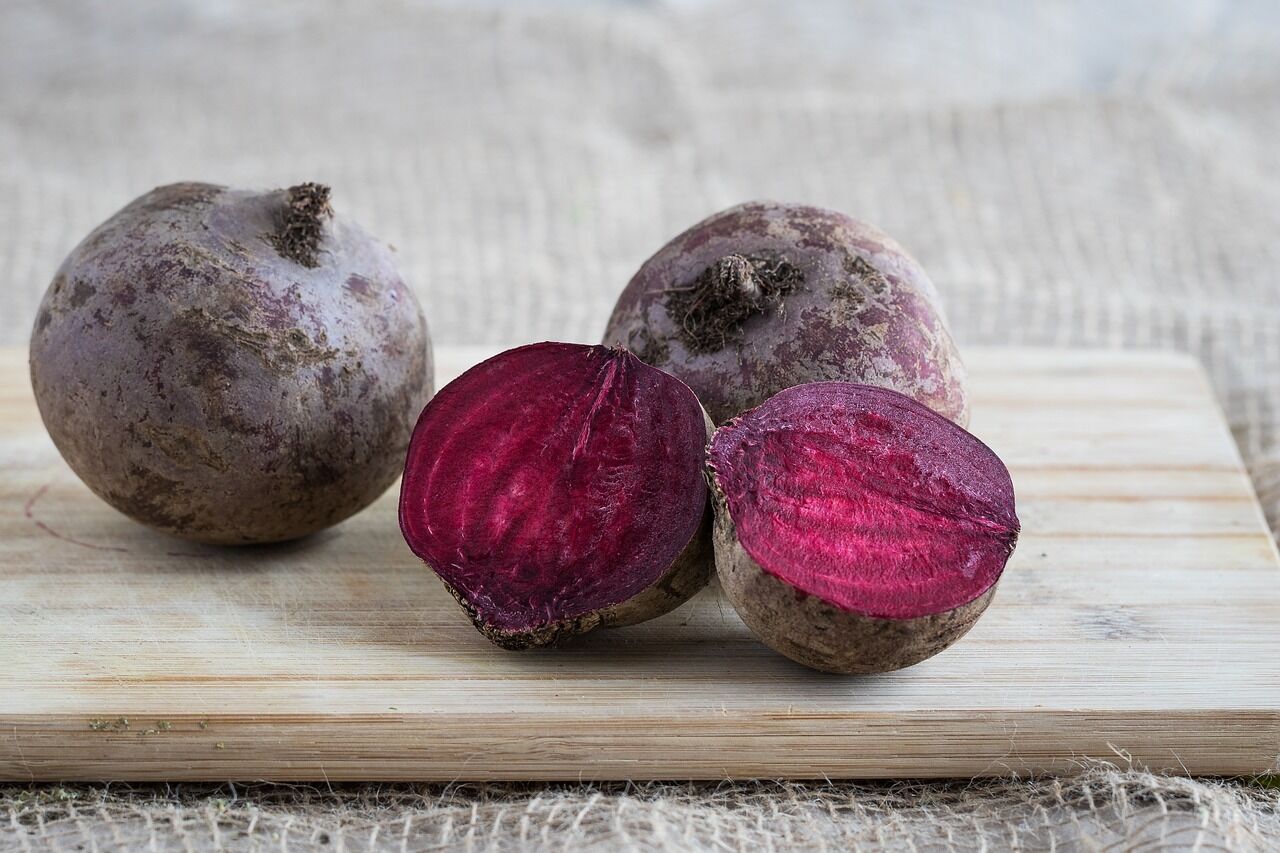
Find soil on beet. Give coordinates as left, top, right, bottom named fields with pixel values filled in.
left=603, top=201, right=970, bottom=425
left=29, top=181, right=433, bottom=544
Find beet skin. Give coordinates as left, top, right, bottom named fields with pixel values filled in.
left=399, top=342, right=712, bottom=649
left=709, top=382, right=1018, bottom=674
left=29, top=182, right=433, bottom=544
left=603, top=201, right=968, bottom=425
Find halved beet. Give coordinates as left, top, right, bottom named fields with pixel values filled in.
left=709, top=382, right=1019, bottom=673
left=399, top=343, right=713, bottom=649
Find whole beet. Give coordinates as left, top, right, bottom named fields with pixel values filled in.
left=603, top=201, right=968, bottom=425
left=29, top=182, right=432, bottom=544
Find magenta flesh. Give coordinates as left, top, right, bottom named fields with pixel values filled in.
left=710, top=382, right=1018, bottom=620
left=399, top=342, right=711, bottom=647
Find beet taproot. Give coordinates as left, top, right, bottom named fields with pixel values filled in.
left=29, top=182, right=432, bottom=544
left=399, top=342, right=712, bottom=649
left=603, top=201, right=968, bottom=425
left=709, top=382, right=1018, bottom=674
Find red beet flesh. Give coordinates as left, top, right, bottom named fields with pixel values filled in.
left=710, top=382, right=1018, bottom=672
left=399, top=343, right=712, bottom=648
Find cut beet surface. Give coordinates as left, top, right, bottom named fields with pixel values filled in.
left=709, top=382, right=1019, bottom=673
left=399, top=342, right=712, bottom=649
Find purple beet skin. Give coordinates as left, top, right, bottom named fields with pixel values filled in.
left=603, top=201, right=969, bottom=425
left=29, top=182, right=433, bottom=544
left=709, top=382, right=1019, bottom=674
left=399, top=342, right=712, bottom=649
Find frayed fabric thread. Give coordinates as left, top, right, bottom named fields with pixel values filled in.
left=3, top=764, right=1279, bottom=852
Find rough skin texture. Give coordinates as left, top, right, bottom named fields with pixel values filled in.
left=603, top=201, right=969, bottom=425
left=399, top=343, right=713, bottom=649
left=29, top=182, right=433, bottom=544
left=709, top=382, right=1018, bottom=674
left=715, top=496, right=999, bottom=674
left=442, top=514, right=711, bottom=650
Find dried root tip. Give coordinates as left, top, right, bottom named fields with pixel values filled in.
left=708, top=254, right=759, bottom=298
left=271, top=182, right=333, bottom=267
left=665, top=253, right=802, bottom=354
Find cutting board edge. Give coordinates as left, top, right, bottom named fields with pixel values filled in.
left=3, top=708, right=1278, bottom=782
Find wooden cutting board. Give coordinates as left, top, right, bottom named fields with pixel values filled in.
left=2, top=345, right=1278, bottom=782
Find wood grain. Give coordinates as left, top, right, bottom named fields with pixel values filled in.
left=2, top=345, right=1278, bottom=781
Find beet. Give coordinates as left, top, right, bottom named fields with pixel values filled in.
left=29, top=182, right=432, bottom=544
left=709, top=382, right=1018, bottom=674
left=399, top=342, right=712, bottom=649
left=603, top=201, right=968, bottom=425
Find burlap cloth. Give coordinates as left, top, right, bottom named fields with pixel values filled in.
left=3, top=1, right=1279, bottom=849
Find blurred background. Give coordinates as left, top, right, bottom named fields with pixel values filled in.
left=4, top=2, right=1280, bottom=847
left=3, top=0, right=1277, bottom=345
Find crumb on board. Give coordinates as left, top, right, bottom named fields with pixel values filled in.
left=88, top=717, right=130, bottom=732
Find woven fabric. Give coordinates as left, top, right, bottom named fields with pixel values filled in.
left=3, top=770, right=1280, bottom=852
left=3, top=0, right=1280, bottom=849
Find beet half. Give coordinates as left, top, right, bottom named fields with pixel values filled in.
left=399, top=343, right=712, bottom=649
left=709, top=382, right=1018, bottom=674
left=603, top=201, right=968, bottom=425
left=30, top=182, right=432, bottom=544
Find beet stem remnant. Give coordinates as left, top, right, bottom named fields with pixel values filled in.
left=271, top=182, right=333, bottom=267
left=665, top=253, right=802, bottom=354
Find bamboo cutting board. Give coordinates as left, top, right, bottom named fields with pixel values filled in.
left=2, top=345, right=1278, bottom=782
